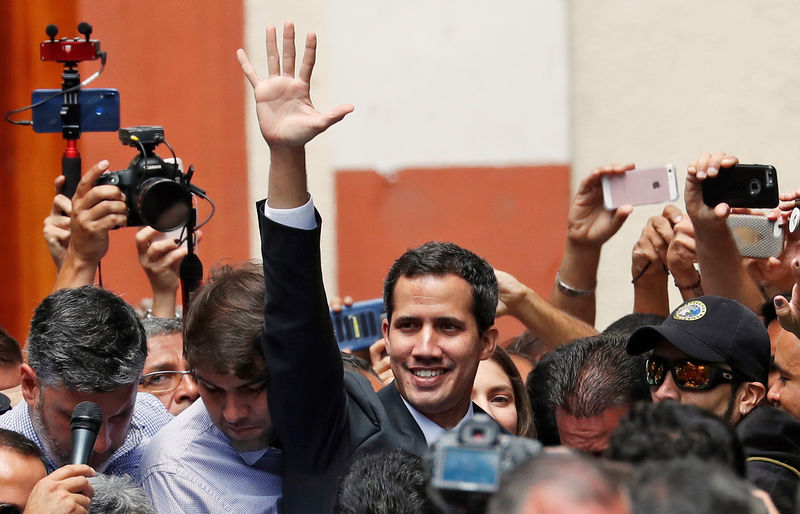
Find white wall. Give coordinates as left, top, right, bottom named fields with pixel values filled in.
left=244, top=1, right=570, bottom=296
left=571, top=0, right=800, bottom=328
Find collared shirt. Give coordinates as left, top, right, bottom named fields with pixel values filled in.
left=0, top=392, right=171, bottom=477
left=401, top=396, right=475, bottom=446
left=139, top=398, right=282, bottom=513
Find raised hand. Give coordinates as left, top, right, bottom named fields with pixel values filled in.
left=135, top=226, right=190, bottom=318
left=775, top=259, right=800, bottom=338
left=567, top=163, right=635, bottom=247
left=684, top=151, right=739, bottom=224
left=53, top=160, right=128, bottom=290
left=236, top=22, right=353, bottom=149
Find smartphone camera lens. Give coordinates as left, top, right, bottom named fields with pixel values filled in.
left=749, top=179, right=762, bottom=196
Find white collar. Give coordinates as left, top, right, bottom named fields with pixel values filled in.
left=400, top=396, right=474, bottom=446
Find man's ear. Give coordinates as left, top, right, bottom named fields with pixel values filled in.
left=738, top=381, right=766, bottom=416
left=20, top=364, right=40, bottom=408
left=382, top=318, right=391, bottom=353
left=479, top=326, right=499, bottom=361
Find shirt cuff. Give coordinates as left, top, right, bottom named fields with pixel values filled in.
left=263, top=195, right=318, bottom=230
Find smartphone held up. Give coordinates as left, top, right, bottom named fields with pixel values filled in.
left=602, top=165, right=679, bottom=210
left=701, top=164, right=779, bottom=209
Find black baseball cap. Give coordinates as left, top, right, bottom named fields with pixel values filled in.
left=626, top=295, right=770, bottom=385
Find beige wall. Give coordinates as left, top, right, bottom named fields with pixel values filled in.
left=243, top=1, right=569, bottom=301
left=571, top=1, right=800, bottom=328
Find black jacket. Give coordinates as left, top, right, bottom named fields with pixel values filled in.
left=737, top=405, right=800, bottom=514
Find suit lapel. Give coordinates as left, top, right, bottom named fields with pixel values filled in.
left=378, top=384, right=429, bottom=456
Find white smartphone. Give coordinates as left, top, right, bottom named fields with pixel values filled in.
left=602, top=165, right=679, bottom=210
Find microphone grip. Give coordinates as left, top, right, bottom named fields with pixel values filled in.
left=62, top=155, right=81, bottom=199
left=70, top=428, right=98, bottom=465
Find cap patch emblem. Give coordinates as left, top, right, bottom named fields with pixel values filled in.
left=673, top=300, right=707, bottom=321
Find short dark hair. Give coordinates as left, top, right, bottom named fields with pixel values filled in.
left=383, top=242, right=498, bottom=335
left=488, top=453, right=627, bottom=514
left=527, top=333, right=650, bottom=444
left=490, top=347, right=536, bottom=439
left=334, top=449, right=440, bottom=514
left=184, top=261, right=267, bottom=381
left=628, top=458, right=764, bottom=514
left=0, top=428, right=46, bottom=470
left=603, top=313, right=667, bottom=337
left=340, top=352, right=371, bottom=374
left=552, top=333, right=650, bottom=418
left=607, top=400, right=746, bottom=476
left=0, top=326, right=22, bottom=366
left=27, top=286, right=147, bottom=392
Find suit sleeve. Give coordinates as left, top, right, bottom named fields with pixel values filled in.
left=257, top=201, right=347, bottom=473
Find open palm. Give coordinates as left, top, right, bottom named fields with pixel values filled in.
left=237, top=23, right=353, bottom=148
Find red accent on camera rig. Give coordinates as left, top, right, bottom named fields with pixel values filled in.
left=41, top=23, right=104, bottom=198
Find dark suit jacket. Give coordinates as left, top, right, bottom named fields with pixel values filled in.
left=257, top=203, right=502, bottom=513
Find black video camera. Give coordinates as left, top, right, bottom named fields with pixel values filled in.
left=94, top=126, right=194, bottom=232
left=427, top=414, right=542, bottom=512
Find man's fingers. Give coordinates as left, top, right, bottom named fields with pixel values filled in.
left=47, top=464, right=96, bottom=481
left=236, top=49, right=260, bottom=88
left=53, top=194, right=72, bottom=216
left=369, top=338, right=387, bottom=361
left=54, top=174, right=66, bottom=194
left=81, top=199, right=128, bottom=222
left=282, top=21, right=296, bottom=77
left=713, top=202, right=732, bottom=219
left=266, top=25, right=280, bottom=76
left=661, top=204, right=683, bottom=225
left=320, top=104, right=355, bottom=129
left=298, top=32, right=317, bottom=83
left=135, top=226, right=158, bottom=251
left=73, top=160, right=109, bottom=199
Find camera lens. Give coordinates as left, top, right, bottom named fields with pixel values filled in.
left=137, top=178, right=192, bottom=232
left=749, top=179, right=762, bottom=196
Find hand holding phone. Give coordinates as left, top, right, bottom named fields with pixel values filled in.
left=602, top=165, right=679, bottom=210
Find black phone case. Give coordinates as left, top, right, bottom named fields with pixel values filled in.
left=701, top=164, right=779, bottom=208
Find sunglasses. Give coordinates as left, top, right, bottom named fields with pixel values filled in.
left=645, top=356, right=737, bottom=391
left=139, top=370, right=195, bottom=393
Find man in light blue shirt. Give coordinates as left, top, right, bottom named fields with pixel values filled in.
left=139, top=262, right=282, bottom=513
left=0, top=286, right=171, bottom=478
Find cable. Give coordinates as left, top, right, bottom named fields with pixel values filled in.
left=4, top=52, right=106, bottom=126
left=192, top=191, right=216, bottom=231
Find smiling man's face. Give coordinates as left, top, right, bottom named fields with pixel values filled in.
left=383, top=274, right=496, bottom=429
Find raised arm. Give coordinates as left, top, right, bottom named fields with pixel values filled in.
left=496, top=269, right=597, bottom=350
left=684, top=152, right=763, bottom=311
left=551, top=163, right=634, bottom=325
left=630, top=206, right=682, bottom=316
left=239, top=22, right=354, bottom=474
left=53, top=160, right=127, bottom=291
left=135, top=227, right=189, bottom=319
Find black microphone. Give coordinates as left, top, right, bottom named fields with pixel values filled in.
left=70, top=401, right=102, bottom=465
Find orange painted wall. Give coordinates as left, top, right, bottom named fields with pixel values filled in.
left=0, top=1, right=248, bottom=342
left=336, top=165, right=571, bottom=341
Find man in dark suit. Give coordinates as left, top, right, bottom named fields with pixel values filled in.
left=238, top=21, right=501, bottom=512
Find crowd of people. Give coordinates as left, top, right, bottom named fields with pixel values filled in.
left=4, top=20, right=800, bottom=514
